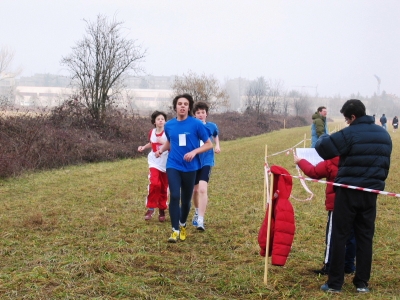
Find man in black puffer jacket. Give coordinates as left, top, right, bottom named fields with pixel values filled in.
left=315, top=99, right=392, bottom=293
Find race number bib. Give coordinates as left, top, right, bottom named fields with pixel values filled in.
left=179, top=134, right=186, bottom=146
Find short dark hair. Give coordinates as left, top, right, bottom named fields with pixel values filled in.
left=172, top=93, right=194, bottom=116
left=150, top=110, right=167, bottom=126
left=340, top=99, right=366, bottom=119
left=193, top=101, right=209, bottom=114
left=317, top=106, right=326, bottom=112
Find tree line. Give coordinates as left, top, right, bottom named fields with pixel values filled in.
left=1, top=14, right=399, bottom=119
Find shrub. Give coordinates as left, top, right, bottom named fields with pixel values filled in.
left=0, top=104, right=309, bottom=178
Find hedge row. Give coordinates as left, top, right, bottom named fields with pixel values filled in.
left=0, top=102, right=308, bottom=178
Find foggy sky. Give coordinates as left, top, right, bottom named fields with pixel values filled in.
left=1, top=0, right=399, bottom=97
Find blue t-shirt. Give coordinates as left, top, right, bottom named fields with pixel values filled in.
left=165, top=116, right=210, bottom=172
left=199, top=122, right=219, bottom=167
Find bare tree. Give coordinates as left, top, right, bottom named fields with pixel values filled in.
left=61, top=15, right=146, bottom=120
left=245, top=77, right=268, bottom=114
left=0, top=46, right=22, bottom=107
left=266, top=79, right=284, bottom=115
left=0, top=46, right=22, bottom=80
left=172, top=71, right=229, bottom=112
left=281, top=89, right=290, bottom=117
left=0, top=47, right=15, bottom=76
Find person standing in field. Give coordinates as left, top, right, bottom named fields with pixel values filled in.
left=191, top=101, right=221, bottom=231
left=380, top=113, right=387, bottom=130
left=155, top=94, right=213, bottom=243
left=311, top=106, right=328, bottom=147
left=315, top=99, right=392, bottom=293
left=138, top=111, right=169, bottom=222
left=293, top=155, right=356, bottom=275
left=392, top=116, right=398, bottom=132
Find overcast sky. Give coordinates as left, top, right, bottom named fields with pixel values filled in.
left=1, top=0, right=399, bottom=97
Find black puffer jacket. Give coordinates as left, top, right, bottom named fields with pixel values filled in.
left=315, top=115, right=392, bottom=190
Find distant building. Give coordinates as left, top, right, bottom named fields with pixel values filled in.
left=15, top=86, right=71, bottom=107
left=15, top=86, right=172, bottom=112
left=13, top=74, right=174, bottom=113
left=114, top=88, right=173, bottom=113
left=125, top=75, right=176, bottom=89
left=17, top=73, right=176, bottom=89
left=17, top=73, right=70, bottom=87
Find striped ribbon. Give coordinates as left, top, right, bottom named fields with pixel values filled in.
left=284, top=172, right=399, bottom=198
left=264, top=137, right=398, bottom=198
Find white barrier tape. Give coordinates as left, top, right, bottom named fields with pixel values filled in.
left=266, top=139, right=306, bottom=158
left=292, top=166, right=314, bottom=202
left=290, top=148, right=315, bottom=201
left=264, top=138, right=314, bottom=202
left=264, top=164, right=314, bottom=202
left=285, top=173, right=400, bottom=198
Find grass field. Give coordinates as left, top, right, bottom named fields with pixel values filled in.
left=0, top=123, right=399, bottom=299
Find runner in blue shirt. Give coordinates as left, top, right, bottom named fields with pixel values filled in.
left=192, top=101, right=221, bottom=231
left=155, top=94, right=212, bottom=243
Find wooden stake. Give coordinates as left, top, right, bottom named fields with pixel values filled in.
left=264, top=170, right=274, bottom=285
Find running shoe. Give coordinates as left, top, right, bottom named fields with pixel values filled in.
left=144, top=209, right=154, bottom=221
left=158, top=209, right=166, bottom=222
left=179, top=225, right=187, bottom=241
left=192, top=214, right=198, bottom=226
left=197, top=220, right=205, bottom=231
left=168, top=231, right=179, bottom=243
left=320, top=283, right=341, bottom=293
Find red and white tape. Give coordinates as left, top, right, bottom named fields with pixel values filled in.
left=264, top=138, right=398, bottom=198
left=286, top=172, right=400, bottom=198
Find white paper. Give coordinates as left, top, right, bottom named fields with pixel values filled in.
left=296, top=148, right=324, bottom=166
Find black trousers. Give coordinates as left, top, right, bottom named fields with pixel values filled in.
left=327, top=187, right=377, bottom=290
left=324, top=211, right=356, bottom=272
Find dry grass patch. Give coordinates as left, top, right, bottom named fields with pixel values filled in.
left=0, top=123, right=399, bottom=299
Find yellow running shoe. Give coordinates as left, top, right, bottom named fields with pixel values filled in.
left=168, top=231, right=179, bottom=243
left=179, top=225, right=186, bottom=241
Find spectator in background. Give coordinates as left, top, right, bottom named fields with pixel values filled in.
left=380, top=113, right=387, bottom=130
left=311, top=106, right=328, bottom=147
left=392, top=116, right=398, bottom=133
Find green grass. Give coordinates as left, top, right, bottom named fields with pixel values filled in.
left=0, top=124, right=399, bottom=299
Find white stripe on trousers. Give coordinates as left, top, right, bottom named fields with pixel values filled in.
left=324, top=211, right=333, bottom=264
